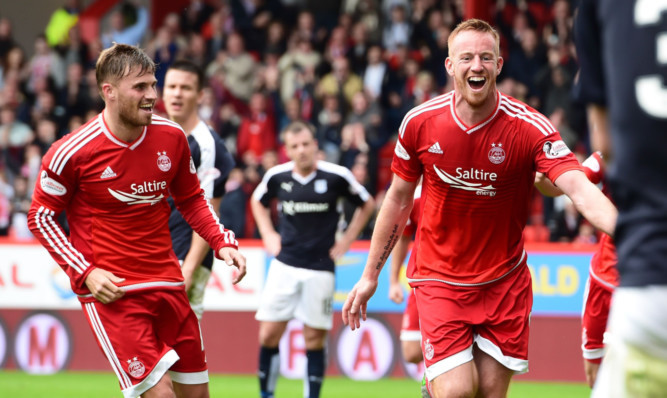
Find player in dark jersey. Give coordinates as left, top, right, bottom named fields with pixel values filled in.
left=574, top=1, right=667, bottom=395
left=343, top=19, right=617, bottom=398
left=251, top=121, right=375, bottom=398
left=28, top=43, right=246, bottom=398
left=164, top=60, right=235, bottom=320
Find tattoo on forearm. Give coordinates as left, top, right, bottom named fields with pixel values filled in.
left=376, top=224, right=400, bottom=270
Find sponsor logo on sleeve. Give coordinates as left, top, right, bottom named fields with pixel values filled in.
left=542, top=140, right=571, bottom=159
left=40, top=171, right=67, bottom=196
left=189, top=157, right=196, bottom=174
left=394, top=141, right=410, bottom=160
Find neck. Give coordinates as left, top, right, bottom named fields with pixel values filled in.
left=454, top=89, right=498, bottom=126
left=173, top=114, right=200, bottom=136
left=294, top=163, right=316, bottom=177
left=103, top=108, right=144, bottom=142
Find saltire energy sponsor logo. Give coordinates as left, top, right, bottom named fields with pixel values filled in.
left=108, top=180, right=167, bottom=205
left=433, top=165, right=497, bottom=197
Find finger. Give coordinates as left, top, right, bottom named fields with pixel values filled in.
left=232, top=263, right=247, bottom=284
left=360, top=302, right=367, bottom=322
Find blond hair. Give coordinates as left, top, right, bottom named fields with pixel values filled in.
left=448, top=19, right=501, bottom=58
left=95, top=43, right=156, bottom=98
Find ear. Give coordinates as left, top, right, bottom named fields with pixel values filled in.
left=496, top=56, right=504, bottom=76
left=445, top=57, right=454, bottom=77
left=101, top=83, right=115, bottom=102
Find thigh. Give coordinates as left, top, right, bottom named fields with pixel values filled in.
left=414, top=284, right=476, bottom=382
left=474, top=265, right=532, bottom=374
left=81, top=297, right=179, bottom=398
left=296, top=269, right=335, bottom=330
left=255, top=260, right=301, bottom=322
left=156, top=290, right=208, bottom=381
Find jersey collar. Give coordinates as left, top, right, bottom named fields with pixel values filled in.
left=450, top=90, right=501, bottom=135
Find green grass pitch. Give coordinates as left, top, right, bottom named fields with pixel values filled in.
left=0, top=371, right=590, bottom=397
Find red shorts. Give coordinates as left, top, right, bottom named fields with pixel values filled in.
left=81, top=290, right=207, bottom=397
left=400, top=289, right=421, bottom=341
left=415, top=264, right=532, bottom=380
left=582, top=273, right=614, bottom=362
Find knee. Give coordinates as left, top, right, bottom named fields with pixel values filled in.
left=258, top=325, right=283, bottom=347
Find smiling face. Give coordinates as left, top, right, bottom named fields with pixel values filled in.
left=108, top=66, right=157, bottom=128
left=163, top=69, right=201, bottom=127
left=445, top=28, right=503, bottom=109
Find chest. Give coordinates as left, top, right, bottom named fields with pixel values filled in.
left=76, top=142, right=180, bottom=209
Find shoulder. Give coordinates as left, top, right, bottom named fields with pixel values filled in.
left=149, top=114, right=186, bottom=136
left=399, top=92, right=454, bottom=138
left=497, top=93, right=557, bottom=137
left=316, top=161, right=355, bottom=180
left=44, top=114, right=105, bottom=174
left=263, top=161, right=294, bottom=182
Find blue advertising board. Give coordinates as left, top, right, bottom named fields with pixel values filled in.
left=332, top=248, right=595, bottom=317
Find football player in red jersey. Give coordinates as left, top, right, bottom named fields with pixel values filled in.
left=343, top=19, right=617, bottom=398
left=28, top=43, right=245, bottom=398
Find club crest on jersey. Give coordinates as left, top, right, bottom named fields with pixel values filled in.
left=127, top=357, right=145, bottom=378
left=423, top=339, right=434, bottom=360
left=542, top=140, right=571, bottom=159
left=40, top=171, right=67, bottom=196
left=488, top=143, right=506, bottom=164
left=314, top=179, right=328, bottom=194
left=157, top=151, right=171, bottom=172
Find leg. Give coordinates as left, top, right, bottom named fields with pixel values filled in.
left=303, top=325, right=328, bottom=398
left=402, top=340, right=424, bottom=364
left=472, top=345, right=513, bottom=398
left=258, top=321, right=289, bottom=398
left=141, top=373, right=176, bottom=398
left=173, top=381, right=209, bottom=398
left=430, top=360, right=478, bottom=398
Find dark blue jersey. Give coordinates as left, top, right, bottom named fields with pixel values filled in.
left=253, top=161, right=372, bottom=272
left=169, top=121, right=235, bottom=270
left=574, top=0, right=667, bottom=286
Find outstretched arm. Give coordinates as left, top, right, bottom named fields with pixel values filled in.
left=342, top=175, right=417, bottom=330
left=554, top=170, right=617, bottom=236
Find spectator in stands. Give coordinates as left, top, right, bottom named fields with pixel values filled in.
left=9, top=175, right=31, bottom=239
left=383, top=3, right=411, bottom=53
left=277, top=35, right=322, bottom=106
left=220, top=32, right=258, bottom=103
left=101, top=0, right=149, bottom=49
left=0, top=18, right=17, bottom=61
left=236, top=91, right=277, bottom=166
left=549, top=196, right=583, bottom=242
left=179, top=0, right=215, bottom=35
left=362, top=44, right=388, bottom=101
left=317, top=56, right=363, bottom=111
left=348, top=21, right=371, bottom=75
left=0, top=170, right=12, bottom=236
left=0, top=105, right=34, bottom=175
left=45, top=0, right=81, bottom=48
left=316, top=94, right=344, bottom=164
left=23, top=34, right=66, bottom=95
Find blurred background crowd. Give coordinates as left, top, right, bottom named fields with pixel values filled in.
left=0, top=0, right=596, bottom=244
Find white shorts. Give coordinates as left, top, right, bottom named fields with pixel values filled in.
left=255, top=259, right=335, bottom=330
left=592, top=286, right=667, bottom=398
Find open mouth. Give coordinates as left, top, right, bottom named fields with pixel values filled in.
left=139, top=103, right=154, bottom=112
left=468, top=76, right=486, bottom=90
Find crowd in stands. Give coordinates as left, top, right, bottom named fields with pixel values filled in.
left=0, top=0, right=598, bottom=244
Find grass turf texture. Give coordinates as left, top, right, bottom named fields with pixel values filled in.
left=0, top=371, right=590, bottom=397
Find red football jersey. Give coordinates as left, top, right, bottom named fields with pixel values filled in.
left=28, top=113, right=238, bottom=301
left=394, top=91, right=581, bottom=285
left=581, top=152, right=618, bottom=288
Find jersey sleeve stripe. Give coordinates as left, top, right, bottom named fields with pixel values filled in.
left=34, top=206, right=90, bottom=274
left=500, top=96, right=556, bottom=135
left=398, top=93, right=453, bottom=138
left=151, top=115, right=186, bottom=133
left=84, top=303, right=132, bottom=388
left=50, top=121, right=101, bottom=175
